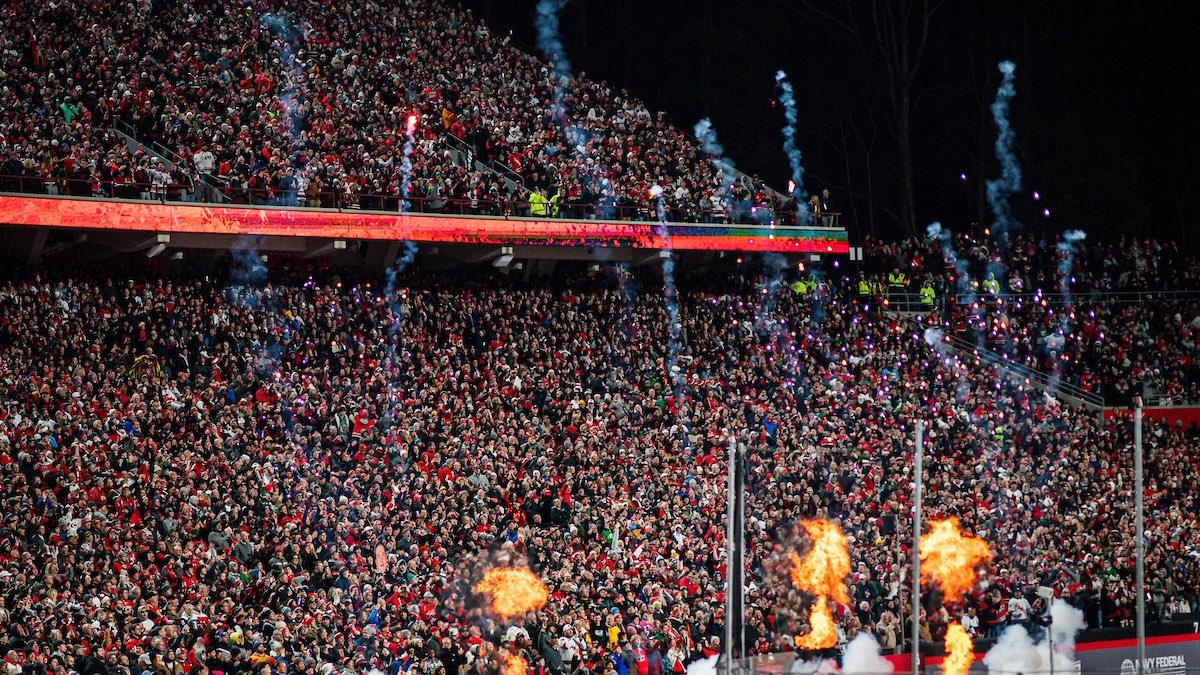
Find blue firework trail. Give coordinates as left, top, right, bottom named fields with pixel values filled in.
left=400, top=115, right=419, bottom=212
left=986, top=61, right=1021, bottom=242
left=774, top=70, right=809, bottom=223
left=382, top=242, right=419, bottom=429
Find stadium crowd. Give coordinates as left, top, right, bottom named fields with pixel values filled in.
left=855, top=232, right=1200, bottom=405
left=0, top=254, right=1195, bottom=675
left=0, top=0, right=802, bottom=222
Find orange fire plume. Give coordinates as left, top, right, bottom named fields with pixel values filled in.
left=502, top=655, right=528, bottom=675
left=474, top=567, right=549, bottom=618
left=942, top=622, right=975, bottom=675
left=790, top=520, right=851, bottom=650
left=918, top=517, right=992, bottom=603
left=794, top=600, right=837, bottom=651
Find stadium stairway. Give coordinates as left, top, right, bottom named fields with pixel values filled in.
left=899, top=313, right=1106, bottom=412
left=112, top=119, right=232, bottom=204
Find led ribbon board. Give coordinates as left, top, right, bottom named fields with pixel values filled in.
left=0, top=195, right=849, bottom=254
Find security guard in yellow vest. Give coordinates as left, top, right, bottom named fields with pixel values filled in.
left=549, top=187, right=563, bottom=217
left=529, top=189, right=548, bottom=216
left=982, top=272, right=1000, bottom=296
left=887, top=267, right=909, bottom=309
left=857, top=276, right=871, bottom=297
left=919, top=279, right=936, bottom=308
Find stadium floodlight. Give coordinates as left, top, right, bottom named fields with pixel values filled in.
left=156, top=233, right=171, bottom=243
left=334, top=240, right=347, bottom=250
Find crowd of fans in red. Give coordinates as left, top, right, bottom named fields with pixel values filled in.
left=0, top=249, right=1195, bottom=675
left=856, top=232, right=1200, bottom=405
left=0, top=0, right=799, bottom=222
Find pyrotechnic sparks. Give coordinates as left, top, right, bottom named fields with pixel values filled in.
left=919, top=517, right=992, bottom=603
left=474, top=567, right=548, bottom=618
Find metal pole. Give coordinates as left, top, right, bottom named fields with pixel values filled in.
left=1134, top=398, right=1146, bottom=674
left=736, top=450, right=747, bottom=660
left=724, top=433, right=738, bottom=675
left=1047, top=609, right=1054, bottom=675
left=912, top=420, right=924, bottom=675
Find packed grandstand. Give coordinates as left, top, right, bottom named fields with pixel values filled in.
left=0, top=0, right=796, bottom=222
left=0, top=239, right=1196, bottom=675
left=0, top=0, right=1199, bottom=675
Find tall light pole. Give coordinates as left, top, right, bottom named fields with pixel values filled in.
left=1134, top=397, right=1146, bottom=673
left=912, top=420, right=924, bottom=675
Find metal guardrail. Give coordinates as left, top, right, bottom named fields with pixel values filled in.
left=955, top=289, right=1200, bottom=304
left=931, top=322, right=1106, bottom=410
left=0, top=172, right=842, bottom=227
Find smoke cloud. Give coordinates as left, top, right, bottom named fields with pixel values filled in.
left=986, top=61, right=1021, bottom=239
left=841, top=633, right=895, bottom=675
left=983, top=600, right=1086, bottom=675
left=685, top=655, right=718, bottom=675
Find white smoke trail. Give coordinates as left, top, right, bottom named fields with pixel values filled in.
left=986, top=61, right=1021, bottom=240
left=382, top=242, right=419, bottom=429
left=756, top=252, right=788, bottom=333
left=535, top=0, right=572, bottom=121
left=259, top=13, right=309, bottom=160
left=400, top=114, right=419, bottom=212
left=694, top=118, right=739, bottom=215
left=534, top=0, right=611, bottom=207
left=775, top=70, right=809, bottom=222
left=1055, top=229, right=1086, bottom=313
left=926, top=222, right=972, bottom=302
left=1047, top=229, right=1086, bottom=391
left=653, top=185, right=687, bottom=442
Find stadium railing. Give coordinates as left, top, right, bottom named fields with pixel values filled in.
left=0, top=173, right=839, bottom=227
left=955, top=289, right=1200, bottom=304
left=919, top=317, right=1106, bottom=410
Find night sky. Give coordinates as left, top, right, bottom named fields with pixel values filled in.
left=461, top=0, right=1200, bottom=242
